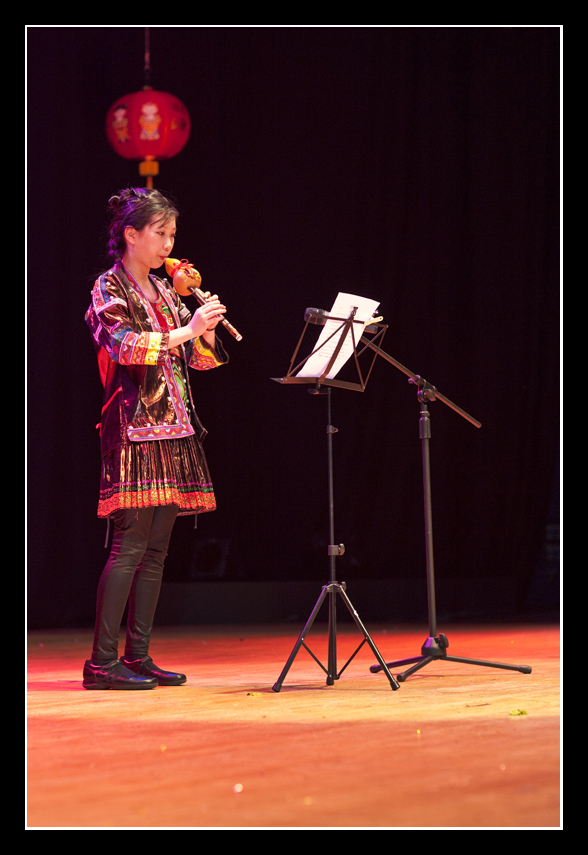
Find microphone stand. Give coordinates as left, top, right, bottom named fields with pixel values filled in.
left=358, top=336, right=532, bottom=682
left=271, top=310, right=400, bottom=692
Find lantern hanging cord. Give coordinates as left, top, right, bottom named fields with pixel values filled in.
left=144, top=27, right=151, bottom=88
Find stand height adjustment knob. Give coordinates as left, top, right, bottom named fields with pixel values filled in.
left=328, top=543, right=345, bottom=556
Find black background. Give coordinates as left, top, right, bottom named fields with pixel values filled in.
left=27, top=26, right=560, bottom=629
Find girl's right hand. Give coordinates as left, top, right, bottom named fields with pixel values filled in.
left=188, top=294, right=226, bottom=338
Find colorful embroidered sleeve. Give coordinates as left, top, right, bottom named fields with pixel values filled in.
left=164, top=282, right=229, bottom=371
left=186, top=335, right=229, bottom=371
left=88, top=276, right=170, bottom=366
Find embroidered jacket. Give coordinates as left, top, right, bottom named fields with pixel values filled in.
left=85, top=262, right=228, bottom=457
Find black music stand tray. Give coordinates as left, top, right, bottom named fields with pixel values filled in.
left=271, top=308, right=400, bottom=692
left=355, top=336, right=532, bottom=682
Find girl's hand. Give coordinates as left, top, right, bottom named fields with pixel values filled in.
left=188, top=293, right=226, bottom=338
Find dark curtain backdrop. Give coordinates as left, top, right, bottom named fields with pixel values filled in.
left=27, top=26, right=560, bottom=629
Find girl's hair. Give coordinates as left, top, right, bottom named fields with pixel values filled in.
left=107, top=187, right=179, bottom=260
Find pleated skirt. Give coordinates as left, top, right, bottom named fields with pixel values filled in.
left=97, top=433, right=216, bottom=518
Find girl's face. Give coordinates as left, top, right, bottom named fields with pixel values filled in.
left=124, top=216, right=177, bottom=271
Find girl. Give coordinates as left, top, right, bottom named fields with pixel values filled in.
left=83, top=188, right=228, bottom=689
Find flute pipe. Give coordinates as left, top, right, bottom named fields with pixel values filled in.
left=187, top=285, right=243, bottom=342
left=164, top=258, right=243, bottom=342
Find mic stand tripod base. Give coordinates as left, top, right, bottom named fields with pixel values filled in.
left=272, top=581, right=400, bottom=692
left=369, top=382, right=531, bottom=684
left=370, top=632, right=532, bottom=682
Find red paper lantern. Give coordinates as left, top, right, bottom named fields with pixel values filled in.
left=105, top=87, right=191, bottom=186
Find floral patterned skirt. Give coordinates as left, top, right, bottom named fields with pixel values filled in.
left=97, top=433, right=216, bottom=518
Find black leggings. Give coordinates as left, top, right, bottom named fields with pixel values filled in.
left=92, top=505, right=179, bottom=662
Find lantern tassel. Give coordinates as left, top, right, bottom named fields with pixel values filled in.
left=139, top=155, right=159, bottom=188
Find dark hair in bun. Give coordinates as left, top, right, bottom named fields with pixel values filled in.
left=107, top=187, right=179, bottom=260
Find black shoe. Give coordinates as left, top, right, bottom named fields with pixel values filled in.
left=82, top=659, right=159, bottom=690
left=121, top=655, right=187, bottom=686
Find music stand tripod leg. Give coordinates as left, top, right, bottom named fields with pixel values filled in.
left=337, top=585, right=400, bottom=689
left=272, top=329, right=404, bottom=694
left=272, top=585, right=329, bottom=692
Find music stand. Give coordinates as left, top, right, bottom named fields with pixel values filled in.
left=356, top=336, right=532, bottom=682
left=271, top=308, right=400, bottom=692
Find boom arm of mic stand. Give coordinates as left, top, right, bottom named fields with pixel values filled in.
left=359, top=336, right=482, bottom=429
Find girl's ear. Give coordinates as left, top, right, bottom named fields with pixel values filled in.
left=124, top=226, right=136, bottom=246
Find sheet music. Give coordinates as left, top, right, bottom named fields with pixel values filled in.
left=296, top=292, right=380, bottom=379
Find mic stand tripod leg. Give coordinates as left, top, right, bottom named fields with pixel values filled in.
left=372, top=633, right=532, bottom=681
left=371, top=392, right=532, bottom=682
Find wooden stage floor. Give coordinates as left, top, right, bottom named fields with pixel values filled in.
left=26, top=622, right=561, bottom=829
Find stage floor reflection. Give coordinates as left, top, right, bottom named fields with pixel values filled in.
left=27, top=622, right=560, bottom=829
